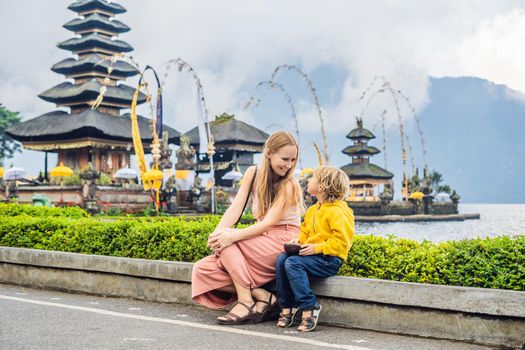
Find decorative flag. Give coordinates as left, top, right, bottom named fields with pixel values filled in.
left=130, top=84, right=150, bottom=190
left=156, top=87, right=163, bottom=137
left=196, top=85, right=208, bottom=154
left=313, top=142, right=324, bottom=166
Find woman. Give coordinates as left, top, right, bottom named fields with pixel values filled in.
left=191, top=131, right=303, bottom=325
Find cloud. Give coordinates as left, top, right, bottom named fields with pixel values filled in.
left=1, top=0, right=523, bottom=174
left=430, top=7, right=525, bottom=93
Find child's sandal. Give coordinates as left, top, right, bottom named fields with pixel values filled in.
left=297, top=304, right=322, bottom=332
left=276, top=307, right=299, bottom=328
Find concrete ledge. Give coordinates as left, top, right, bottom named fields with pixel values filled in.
left=312, top=275, right=524, bottom=317
left=355, top=213, right=480, bottom=222
left=1, top=246, right=524, bottom=348
left=0, top=247, right=193, bottom=282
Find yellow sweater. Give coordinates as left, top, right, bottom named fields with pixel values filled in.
left=298, top=200, right=355, bottom=260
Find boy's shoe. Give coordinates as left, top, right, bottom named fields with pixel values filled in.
left=276, top=307, right=300, bottom=328
left=297, top=304, right=322, bottom=332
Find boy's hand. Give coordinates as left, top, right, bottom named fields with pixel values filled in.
left=299, top=244, right=315, bottom=256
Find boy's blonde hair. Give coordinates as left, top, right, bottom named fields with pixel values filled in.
left=313, top=166, right=350, bottom=202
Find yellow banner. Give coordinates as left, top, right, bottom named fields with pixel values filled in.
left=131, top=84, right=151, bottom=190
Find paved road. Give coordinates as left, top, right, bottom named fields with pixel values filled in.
left=0, top=283, right=493, bottom=350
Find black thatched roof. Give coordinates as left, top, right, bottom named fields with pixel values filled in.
left=340, top=163, right=393, bottom=180
left=58, top=33, right=133, bottom=53
left=52, top=54, right=139, bottom=78
left=346, top=128, right=375, bottom=140
left=6, top=109, right=179, bottom=145
left=39, top=80, right=146, bottom=106
left=68, top=0, right=126, bottom=15
left=64, top=13, right=130, bottom=33
left=183, top=114, right=269, bottom=152
left=342, top=145, right=380, bottom=156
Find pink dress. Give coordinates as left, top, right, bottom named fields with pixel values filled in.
left=191, top=192, right=300, bottom=309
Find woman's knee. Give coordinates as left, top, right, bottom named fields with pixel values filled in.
left=219, top=243, right=239, bottom=257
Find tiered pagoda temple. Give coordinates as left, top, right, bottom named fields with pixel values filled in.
left=341, top=118, right=393, bottom=201
left=183, top=113, right=269, bottom=186
left=7, top=0, right=179, bottom=176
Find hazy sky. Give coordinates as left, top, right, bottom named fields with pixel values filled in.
left=1, top=0, right=524, bottom=175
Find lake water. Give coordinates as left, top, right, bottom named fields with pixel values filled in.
left=355, top=204, right=525, bottom=242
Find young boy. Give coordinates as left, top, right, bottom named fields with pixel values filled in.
left=275, top=166, right=354, bottom=332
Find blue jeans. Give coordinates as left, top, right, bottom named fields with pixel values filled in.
left=275, top=253, right=343, bottom=310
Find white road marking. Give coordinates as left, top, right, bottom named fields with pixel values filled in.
left=122, top=338, right=156, bottom=342
left=0, top=294, right=370, bottom=350
left=128, top=307, right=142, bottom=311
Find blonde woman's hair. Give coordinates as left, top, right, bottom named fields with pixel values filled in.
left=254, top=131, right=302, bottom=220
left=313, top=166, right=350, bottom=203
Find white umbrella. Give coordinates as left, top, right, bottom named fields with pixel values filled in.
left=221, top=169, right=243, bottom=181
left=3, top=166, right=26, bottom=181
left=114, top=167, right=138, bottom=179
left=434, top=192, right=451, bottom=202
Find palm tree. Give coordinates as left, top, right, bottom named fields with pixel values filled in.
left=0, top=104, right=22, bottom=166
left=429, top=170, right=443, bottom=192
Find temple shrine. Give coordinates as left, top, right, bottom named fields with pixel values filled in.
left=183, top=113, right=268, bottom=186
left=341, top=118, right=393, bottom=201
left=6, top=0, right=179, bottom=176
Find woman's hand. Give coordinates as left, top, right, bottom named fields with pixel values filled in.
left=208, top=228, right=239, bottom=252
left=299, top=244, right=315, bottom=256
left=207, top=230, right=221, bottom=248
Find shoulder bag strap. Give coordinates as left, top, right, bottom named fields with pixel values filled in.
left=234, top=167, right=257, bottom=227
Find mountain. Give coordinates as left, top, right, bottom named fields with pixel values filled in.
left=418, top=77, right=525, bottom=203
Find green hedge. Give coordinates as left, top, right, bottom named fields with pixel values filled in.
left=0, top=203, right=89, bottom=218
left=341, top=235, right=524, bottom=290
left=0, top=214, right=523, bottom=291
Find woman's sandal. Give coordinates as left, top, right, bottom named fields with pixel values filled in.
left=217, top=301, right=258, bottom=325
left=276, top=307, right=299, bottom=328
left=297, top=304, right=322, bottom=332
left=254, top=293, right=280, bottom=322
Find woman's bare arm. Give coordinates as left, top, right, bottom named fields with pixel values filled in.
left=215, top=180, right=298, bottom=247
left=213, top=165, right=257, bottom=232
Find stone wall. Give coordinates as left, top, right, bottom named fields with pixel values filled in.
left=7, top=185, right=152, bottom=213
left=1, top=247, right=523, bottom=348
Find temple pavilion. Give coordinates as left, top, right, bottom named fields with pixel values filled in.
left=341, top=118, right=393, bottom=201
left=183, top=113, right=269, bottom=186
left=6, top=0, right=179, bottom=176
